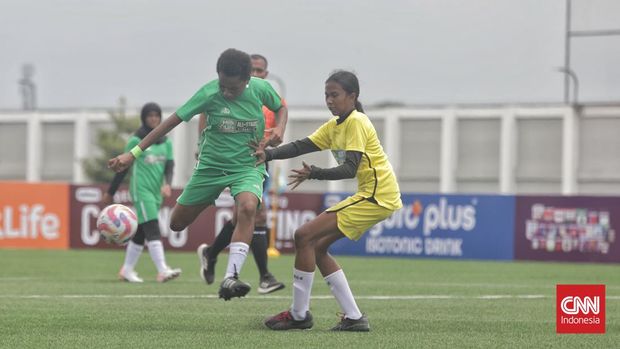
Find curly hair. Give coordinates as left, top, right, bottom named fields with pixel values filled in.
left=216, top=48, right=252, bottom=80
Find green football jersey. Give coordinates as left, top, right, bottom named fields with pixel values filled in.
left=125, top=135, right=173, bottom=203
left=176, top=77, right=282, bottom=173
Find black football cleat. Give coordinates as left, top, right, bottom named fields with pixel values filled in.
left=264, top=310, right=313, bottom=330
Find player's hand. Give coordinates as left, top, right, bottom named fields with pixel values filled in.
left=161, top=184, right=172, bottom=198
left=101, top=193, right=113, bottom=206
left=288, top=161, right=312, bottom=190
left=265, top=127, right=284, bottom=147
left=108, top=153, right=135, bottom=172
left=249, top=139, right=267, bottom=166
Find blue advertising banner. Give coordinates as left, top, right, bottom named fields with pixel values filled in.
left=328, top=193, right=516, bottom=260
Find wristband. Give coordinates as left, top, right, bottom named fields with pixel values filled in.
left=130, top=145, right=143, bottom=159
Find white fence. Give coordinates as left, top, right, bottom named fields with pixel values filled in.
left=1, top=104, right=620, bottom=195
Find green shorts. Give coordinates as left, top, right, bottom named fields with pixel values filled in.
left=133, top=200, right=161, bottom=224
left=177, top=168, right=265, bottom=206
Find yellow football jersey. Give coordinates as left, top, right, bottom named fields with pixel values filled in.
left=308, top=110, right=402, bottom=210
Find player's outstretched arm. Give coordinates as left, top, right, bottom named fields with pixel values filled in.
left=254, top=137, right=320, bottom=164
left=286, top=150, right=362, bottom=190
left=305, top=151, right=361, bottom=180
left=108, top=113, right=183, bottom=172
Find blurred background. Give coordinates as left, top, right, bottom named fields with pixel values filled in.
left=1, top=3, right=618, bottom=344
left=1, top=0, right=619, bottom=195
left=1, top=0, right=619, bottom=108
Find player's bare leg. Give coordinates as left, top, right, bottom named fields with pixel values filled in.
left=169, top=202, right=210, bottom=232
left=315, top=232, right=368, bottom=331
left=265, top=212, right=338, bottom=330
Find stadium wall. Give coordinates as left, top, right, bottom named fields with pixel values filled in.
left=1, top=182, right=618, bottom=263
left=2, top=104, right=620, bottom=195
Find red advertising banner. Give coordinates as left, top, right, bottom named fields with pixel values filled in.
left=514, top=196, right=620, bottom=263
left=70, top=185, right=217, bottom=251
left=0, top=182, right=70, bottom=249
left=69, top=184, right=323, bottom=252
left=267, top=192, right=324, bottom=253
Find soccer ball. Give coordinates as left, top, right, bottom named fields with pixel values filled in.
left=97, top=204, right=138, bottom=245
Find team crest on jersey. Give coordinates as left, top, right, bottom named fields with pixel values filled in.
left=332, top=150, right=346, bottom=165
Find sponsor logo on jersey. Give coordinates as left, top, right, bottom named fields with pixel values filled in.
left=217, top=118, right=258, bottom=134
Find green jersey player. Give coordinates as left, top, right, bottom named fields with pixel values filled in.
left=103, top=102, right=181, bottom=283
left=108, top=49, right=288, bottom=300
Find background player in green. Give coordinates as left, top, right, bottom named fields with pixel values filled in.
left=102, top=102, right=182, bottom=283
left=196, top=53, right=285, bottom=294
left=108, top=48, right=288, bottom=300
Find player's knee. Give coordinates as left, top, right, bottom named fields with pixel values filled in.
left=236, top=200, right=256, bottom=219
left=169, top=208, right=188, bottom=232
left=169, top=218, right=187, bottom=232
left=294, top=227, right=312, bottom=248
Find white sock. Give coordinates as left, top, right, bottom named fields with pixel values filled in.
left=224, top=242, right=249, bottom=278
left=325, top=269, right=362, bottom=320
left=122, top=240, right=143, bottom=272
left=146, top=240, right=168, bottom=273
left=291, top=268, right=315, bottom=321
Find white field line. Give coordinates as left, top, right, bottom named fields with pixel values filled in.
left=2, top=294, right=620, bottom=300
left=4, top=278, right=619, bottom=290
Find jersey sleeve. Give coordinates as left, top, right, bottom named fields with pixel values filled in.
left=307, top=120, right=333, bottom=150
left=176, top=87, right=209, bottom=122
left=124, top=136, right=140, bottom=153
left=344, top=117, right=368, bottom=152
left=257, top=79, right=282, bottom=112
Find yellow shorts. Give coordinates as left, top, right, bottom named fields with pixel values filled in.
left=326, top=194, right=395, bottom=241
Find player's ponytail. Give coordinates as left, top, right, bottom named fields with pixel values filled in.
left=326, top=70, right=363, bottom=113
left=355, top=100, right=364, bottom=113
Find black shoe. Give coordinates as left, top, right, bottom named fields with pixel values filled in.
left=331, top=314, right=370, bottom=332
left=197, top=243, right=216, bottom=285
left=258, top=273, right=285, bottom=294
left=264, top=310, right=313, bottom=330
left=218, top=276, right=251, bottom=301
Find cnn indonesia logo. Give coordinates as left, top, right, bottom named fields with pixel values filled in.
left=556, top=284, right=605, bottom=334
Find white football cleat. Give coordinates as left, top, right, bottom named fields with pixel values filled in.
left=118, top=267, right=144, bottom=283
left=157, top=267, right=182, bottom=283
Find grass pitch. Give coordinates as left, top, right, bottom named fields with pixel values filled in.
left=0, top=249, right=618, bottom=348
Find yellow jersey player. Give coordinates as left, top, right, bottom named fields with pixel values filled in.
left=254, top=70, right=402, bottom=331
